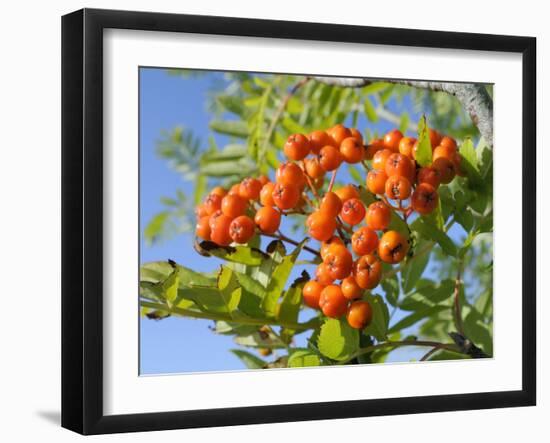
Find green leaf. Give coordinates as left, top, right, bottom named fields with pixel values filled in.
left=286, top=96, right=303, bottom=114
left=411, top=218, right=457, bottom=257
left=363, top=294, right=390, bottom=341
left=162, top=267, right=180, bottom=307
left=417, top=279, right=455, bottom=303
left=233, top=330, right=286, bottom=349
left=262, top=240, right=306, bottom=316
left=143, top=212, right=170, bottom=245
left=363, top=98, right=379, bottom=122
left=288, top=349, right=321, bottom=368
left=209, top=120, right=249, bottom=138
left=362, top=82, right=387, bottom=95
left=230, top=350, right=266, bottom=369
left=201, top=144, right=247, bottom=163
left=388, top=306, right=447, bottom=334
left=459, top=138, right=483, bottom=186
left=217, top=95, right=246, bottom=116
left=196, top=241, right=268, bottom=265
left=401, top=240, right=431, bottom=293
left=277, top=272, right=309, bottom=324
left=348, top=165, right=363, bottom=185
left=381, top=275, right=399, bottom=307
left=213, top=321, right=258, bottom=336
left=217, top=266, right=242, bottom=314
left=318, top=318, right=359, bottom=361
left=141, top=261, right=214, bottom=287
left=463, top=307, right=493, bottom=356
left=399, top=112, right=410, bottom=135
left=200, top=158, right=257, bottom=177
left=281, top=116, right=308, bottom=135
left=415, top=116, right=433, bottom=167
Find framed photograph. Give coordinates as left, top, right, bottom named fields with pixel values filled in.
left=61, top=8, right=536, bottom=435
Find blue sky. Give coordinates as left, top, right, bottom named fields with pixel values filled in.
left=139, top=68, right=470, bottom=374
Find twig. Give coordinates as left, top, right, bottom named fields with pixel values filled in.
left=262, top=232, right=321, bottom=257
left=328, top=170, right=338, bottom=193
left=453, top=259, right=465, bottom=336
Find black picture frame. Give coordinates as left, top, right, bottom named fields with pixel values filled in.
left=62, top=8, right=537, bottom=435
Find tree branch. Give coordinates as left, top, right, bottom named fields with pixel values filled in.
left=314, top=77, right=493, bottom=147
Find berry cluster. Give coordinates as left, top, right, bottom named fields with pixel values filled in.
left=195, top=123, right=461, bottom=332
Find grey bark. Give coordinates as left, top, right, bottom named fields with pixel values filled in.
left=314, top=77, right=493, bottom=148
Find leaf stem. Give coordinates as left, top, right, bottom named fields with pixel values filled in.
left=328, top=170, right=338, bottom=193
left=453, top=259, right=465, bottom=336
left=263, top=232, right=321, bottom=257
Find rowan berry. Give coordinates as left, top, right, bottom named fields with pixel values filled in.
left=320, top=191, right=343, bottom=217
left=439, top=135, right=457, bottom=152
left=349, top=128, right=364, bottom=144
left=276, top=162, right=306, bottom=188
left=340, top=137, right=364, bottom=164
left=411, top=183, right=438, bottom=215
left=341, top=276, right=363, bottom=300
left=210, top=186, right=227, bottom=198
left=372, top=148, right=393, bottom=171
left=210, top=213, right=233, bottom=246
left=304, top=156, right=325, bottom=179
left=365, top=138, right=385, bottom=160
left=378, top=230, right=409, bottom=264
left=429, top=128, right=442, bottom=148
left=221, top=194, right=247, bottom=218
left=229, top=215, right=256, bottom=244
left=328, top=124, right=352, bottom=146
left=284, top=133, right=310, bottom=160
left=258, top=175, right=270, bottom=186
left=307, top=211, right=337, bottom=241
left=352, top=254, right=382, bottom=289
left=346, top=300, right=373, bottom=329
left=319, top=145, right=343, bottom=171
left=366, top=169, right=388, bottom=195
left=195, top=216, right=211, bottom=241
left=432, top=157, right=456, bottom=184
left=366, top=201, right=391, bottom=231
left=385, top=175, right=412, bottom=200
left=260, top=182, right=276, bottom=206
left=308, top=130, right=334, bottom=154
left=398, top=136, right=417, bottom=159
left=316, top=263, right=335, bottom=286
left=324, top=244, right=353, bottom=280
left=385, top=153, right=415, bottom=180
left=195, top=203, right=208, bottom=219
left=272, top=182, right=300, bottom=210
left=351, top=226, right=379, bottom=256
left=319, top=285, right=348, bottom=318
left=340, top=198, right=366, bottom=225
left=320, top=235, right=345, bottom=260
left=302, top=280, right=324, bottom=309
left=383, top=129, right=404, bottom=152
left=416, top=167, right=441, bottom=188
left=433, top=144, right=457, bottom=163
left=334, top=184, right=360, bottom=202
left=254, top=206, right=281, bottom=234
left=204, top=193, right=223, bottom=215
left=228, top=183, right=241, bottom=196
left=239, top=177, right=262, bottom=200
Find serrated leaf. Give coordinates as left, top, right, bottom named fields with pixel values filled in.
left=196, top=241, right=267, bottom=266
left=262, top=240, right=306, bottom=316
left=363, top=98, right=379, bottom=122
left=363, top=294, right=390, bottom=341
left=277, top=272, right=309, bottom=323
left=281, top=116, right=308, bottom=135
left=162, top=267, right=180, bottom=307
left=415, top=116, right=433, bottom=167
left=318, top=318, right=359, bottom=361
left=388, top=305, right=447, bottom=334
left=217, top=95, right=245, bottom=116
left=381, top=275, right=399, bottom=307
left=200, top=158, right=257, bottom=177
left=288, top=349, right=321, bottom=367
left=209, top=120, right=249, bottom=138
left=411, top=218, right=457, bottom=257
left=140, top=261, right=214, bottom=287
left=201, top=144, right=247, bottom=163
left=230, top=350, right=266, bottom=369
left=463, top=307, right=493, bottom=356
left=213, top=321, right=258, bottom=336
left=401, top=240, right=431, bottom=293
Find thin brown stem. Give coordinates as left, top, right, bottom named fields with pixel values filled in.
left=453, top=260, right=465, bottom=336
left=263, top=232, right=321, bottom=257
left=328, top=170, right=338, bottom=193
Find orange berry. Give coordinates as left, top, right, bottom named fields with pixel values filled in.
left=439, top=135, right=457, bottom=152
left=429, top=128, right=442, bottom=149
left=341, top=276, right=363, bottom=300
left=276, top=162, right=306, bottom=188
left=324, top=244, right=353, bottom=280
left=304, top=156, right=326, bottom=179
left=239, top=177, right=262, bottom=200
left=316, top=263, right=335, bottom=286
left=365, top=138, right=385, bottom=160
left=210, top=186, right=227, bottom=198
left=349, top=128, right=364, bottom=144
left=204, top=193, right=223, bottom=215
left=228, top=183, right=241, bottom=196
left=347, top=300, right=373, bottom=329
left=351, top=226, right=379, bottom=256
left=366, top=169, right=388, bottom=195
left=221, top=194, right=247, bottom=218
left=383, top=129, right=404, bottom=152
left=258, top=175, right=269, bottom=186
left=340, top=198, right=366, bottom=225
left=385, top=175, right=412, bottom=200
left=334, top=184, right=360, bottom=202
left=319, top=284, right=348, bottom=318
left=353, top=254, right=382, bottom=289
left=308, top=130, right=334, bottom=154
left=319, top=145, right=343, bottom=171
left=210, top=213, right=233, bottom=246
left=378, top=230, right=409, bottom=264
left=432, top=157, right=456, bottom=184
left=328, top=124, right=352, bottom=146
left=302, top=281, right=324, bottom=309
left=320, top=191, right=343, bottom=217
left=398, top=136, right=417, bottom=159
left=453, top=152, right=466, bottom=177
left=372, top=148, right=392, bottom=171
left=433, top=144, right=457, bottom=162
left=272, top=182, right=300, bottom=210
left=195, top=203, right=208, bottom=219
left=284, top=133, right=310, bottom=160
left=366, top=201, right=391, bottom=231
left=229, top=215, right=256, bottom=244
left=260, top=182, right=276, bottom=206
left=411, top=183, right=439, bottom=215
left=307, top=211, right=337, bottom=241
left=340, top=137, right=364, bottom=164
left=195, top=215, right=211, bottom=241
left=417, top=167, right=441, bottom=188
left=385, top=153, right=415, bottom=179
left=320, top=236, right=345, bottom=260
left=254, top=206, right=281, bottom=234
